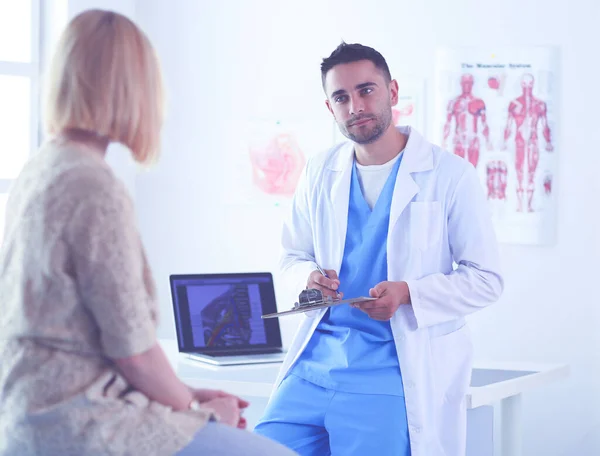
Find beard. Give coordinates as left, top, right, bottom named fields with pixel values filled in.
left=337, top=105, right=393, bottom=145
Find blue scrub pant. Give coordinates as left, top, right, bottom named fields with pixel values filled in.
left=254, top=374, right=411, bottom=456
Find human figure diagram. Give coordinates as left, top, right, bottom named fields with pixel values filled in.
left=443, top=72, right=554, bottom=212
left=501, top=73, right=553, bottom=212
left=442, top=73, right=492, bottom=169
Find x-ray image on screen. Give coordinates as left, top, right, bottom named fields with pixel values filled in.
left=186, top=283, right=267, bottom=348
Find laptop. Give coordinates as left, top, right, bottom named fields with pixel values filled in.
left=169, top=272, right=286, bottom=366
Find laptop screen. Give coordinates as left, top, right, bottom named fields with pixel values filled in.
left=169, top=272, right=283, bottom=354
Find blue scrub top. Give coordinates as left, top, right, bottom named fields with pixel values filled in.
left=291, top=153, right=405, bottom=396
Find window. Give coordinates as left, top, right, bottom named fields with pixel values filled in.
left=0, top=193, right=7, bottom=244
left=0, top=0, right=39, bottom=246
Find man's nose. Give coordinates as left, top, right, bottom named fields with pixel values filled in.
left=349, top=96, right=365, bottom=115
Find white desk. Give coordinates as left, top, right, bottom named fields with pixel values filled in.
left=159, top=339, right=568, bottom=456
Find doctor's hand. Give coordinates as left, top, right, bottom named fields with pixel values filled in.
left=352, top=281, right=411, bottom=321
left=307, top=269, right=343, bottom=300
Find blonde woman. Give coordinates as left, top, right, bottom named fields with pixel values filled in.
left=0, top=9, right=295, bottom=456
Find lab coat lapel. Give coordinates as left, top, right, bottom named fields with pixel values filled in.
left=388, top=127, right=434, bottom=235
left=328, top=142, right=354, bottom=271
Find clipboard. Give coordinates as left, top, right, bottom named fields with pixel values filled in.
left=261, top=296, right=376, bottom=319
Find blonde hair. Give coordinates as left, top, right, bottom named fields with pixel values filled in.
left=44, top=9, right=165, bottom=165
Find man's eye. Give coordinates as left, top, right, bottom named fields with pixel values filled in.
left=361, top=88, right=373, bottom=95
left=335, top=95, right=347, bottom=103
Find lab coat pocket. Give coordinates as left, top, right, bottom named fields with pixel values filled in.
left=409, top=201, right=443, bottom=250
left=429, top=325, right=473, bottom=404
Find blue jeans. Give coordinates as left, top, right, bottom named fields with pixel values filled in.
left=176, top=421, right=296, bottom=455
left=254, top=374, right=411, bottom=456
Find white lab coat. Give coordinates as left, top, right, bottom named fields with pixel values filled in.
left=274, top=127, right=503, bottom=456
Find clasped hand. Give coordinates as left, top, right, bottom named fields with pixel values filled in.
left=191, top=388, right=249, bottom=429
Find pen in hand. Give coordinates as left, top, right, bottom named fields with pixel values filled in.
left=315, top=264, right=329, bottom=278
left=315, top=264, right=341, bottom=298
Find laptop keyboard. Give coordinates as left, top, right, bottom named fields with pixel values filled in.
left=200, top=348, right=282, bottom=357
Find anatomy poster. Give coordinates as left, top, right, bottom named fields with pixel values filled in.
left=433, top=47, right=559, bottom=245
left=333, top=77, right=426, bottom=144
left=226, top=119, right=329, bottom=207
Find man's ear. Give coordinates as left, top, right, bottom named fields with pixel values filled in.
left=389, top=79, right=399, bottom=107
left=325, top=99, right=335, bottom=117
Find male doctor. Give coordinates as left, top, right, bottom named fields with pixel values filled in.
left=254, top=43, right=503, bottom=456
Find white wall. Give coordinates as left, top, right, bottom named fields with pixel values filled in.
left=134, top=0, right=600, bottom=455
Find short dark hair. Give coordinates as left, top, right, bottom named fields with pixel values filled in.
left=321, top=42, right=392, bottom=89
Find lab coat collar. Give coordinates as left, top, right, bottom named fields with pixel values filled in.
left=388, top=126, right=434, bottom=237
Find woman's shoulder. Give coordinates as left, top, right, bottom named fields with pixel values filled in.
left=40, top=141, right=128, bottom=202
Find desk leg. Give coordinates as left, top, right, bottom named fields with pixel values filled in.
left=500, top=394, right=523, bottom=456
